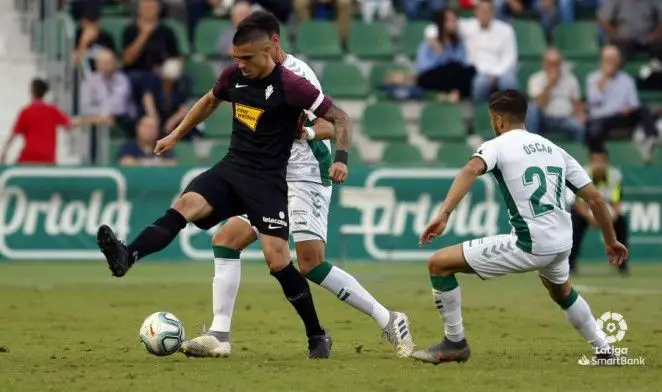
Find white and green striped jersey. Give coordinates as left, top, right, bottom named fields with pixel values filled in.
left=282, top=54, right=332, bottom=186
left=473, top=130, right=592, bottom=255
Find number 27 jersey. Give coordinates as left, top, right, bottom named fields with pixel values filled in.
left=473, top=130, right=592, bottom=255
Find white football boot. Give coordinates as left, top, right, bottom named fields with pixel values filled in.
left=180, top=330, right=231, bottom=358
left=383, top=311, right=415, bottom=358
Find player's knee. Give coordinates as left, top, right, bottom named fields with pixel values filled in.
left=263, top=240, right=291, bottom=271
left=544, top=279, right=572, bottom=303
left=173, top=192, right=209, bottom=221
left=295, top=241, right=325, bottom=275
left=427, top=253, right=452, bottom=276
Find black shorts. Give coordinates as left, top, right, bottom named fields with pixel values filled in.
left=182, top=162, right=289, bottom=240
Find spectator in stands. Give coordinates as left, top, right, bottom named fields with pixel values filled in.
left=187, top=0, right=222, bottom=46
left=0, top=79, right=80, bottom=165
left=526, top=48, right=585, bottom=141
left=142, top=58, right=197, bottom=137
left=598, top=0, right=662, bottom=62
left=416, top=9, right=476, bottom=102
left=122, top=0, right=180, bottom=99
left=294, top=0, right=352, bottom=46
left=586, top=45, right=658, bottom=163
left=73, top=1, right=116, bottom=69
left=80, top=49, right=136, bottom=133
left=430, top=0, right=517, bottom=103
left=404, top=0, right=445, bottom=20
left=217, top=1, right=253, bottom=60
left=117, top=115, right=177, bottom=165
left=494, top=0, right=573, bottom=41
left=569, top=147, right=629, bottom=275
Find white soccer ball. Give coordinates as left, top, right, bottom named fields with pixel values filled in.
left=139, top=312, right=185, bottom=356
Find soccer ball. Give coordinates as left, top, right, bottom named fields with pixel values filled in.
left=139, top=312, right=185, bottom=356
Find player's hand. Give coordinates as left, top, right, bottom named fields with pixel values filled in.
left=329, top=162, right=348, bottom=183
left=154, top=133, right=178, bottom=156
left=606, top=241, right=628, bottom=266
left=419, top=213, right=449, bottom=246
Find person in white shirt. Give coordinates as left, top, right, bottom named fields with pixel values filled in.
left=411, top=89, right=627, bottom=365
left=425, top=0, right=518, bottom=102
left=526, top=48, right=585, bottom=142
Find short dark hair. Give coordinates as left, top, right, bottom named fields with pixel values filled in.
left=236, top=10, right=280, bottom=36
left=488, top=89, right=528, bottom=123
left=589, top=144, right=609, bottom=158
left=31, top=78, right=49, bottom=99
left=232, top=23, right=270, bottom=46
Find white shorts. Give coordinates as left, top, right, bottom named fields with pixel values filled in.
left=462, top=234, right=571, bottom=284
left=288, top=181, right=332, bottom=243
left=237, top=181, right=331, bottom=243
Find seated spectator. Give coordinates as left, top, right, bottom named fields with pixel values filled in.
left=80, top=49, right=136, bottom=134
left=598, top=0, right=662, bottom=62
left=217, top=1, right=253, bottom=60
left=142, top=58, right=197, bottom=137
left=73, top=1, right=116, bottom=69
left=295, top=0, right=352, bottom=45
left=526, top=48, right=585, bottom=141
left=0, top=79, right=80, bottom=165
left=118, top=115, right=177, bottom=165
left=360, top=0, right=394, bottom=23
left=426, top=0, right=517, bottom=102
left=416, top=9, right=476, bottom=102
left=494, top=0, right=573, bottom=41
left=586, top=45, right=658, bottom=163
left=122, top=0, right=180, bottom=100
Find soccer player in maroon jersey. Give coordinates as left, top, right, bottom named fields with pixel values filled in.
left=96, top=23, right=352, bottom=359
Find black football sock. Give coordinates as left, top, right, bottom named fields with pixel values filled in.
left=271, top=262, right=325, bottom=337
left=127, top=208, right=187, bottom=262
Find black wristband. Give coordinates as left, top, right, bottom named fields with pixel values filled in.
left=334, top=150, right=348, bottom=164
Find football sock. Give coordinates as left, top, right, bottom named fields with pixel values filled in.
left=306, top=261, right=391, bottom=329
left=209, top=246, right=241, bottom=340
left=431, top=275, right=465, bottom=342
left=127, top=208, right=187, bottom=261
left=271, top=262, right=325, bottom=337
left=556, top=288, right=609, bottom=349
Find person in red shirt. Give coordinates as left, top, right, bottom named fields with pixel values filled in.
left=1, top=79, right=80, bottom=164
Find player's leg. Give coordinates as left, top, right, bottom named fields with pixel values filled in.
left=260, top=233, right=331, bottom=359
left=568, top=207, right=588, bottom=275
left=538, top=255, right=615, bottom=361
left=291, top=182, right=414, bottom=357
left=180, top=216, right=257, bottom=358
left=97, top=167, right=235, bottom=277
left=411, top=243, right=474, bottom=365
left=613, top=214, right=629, bottom=275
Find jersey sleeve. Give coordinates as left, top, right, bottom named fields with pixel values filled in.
left=281, top=68, right=332, bottom=118
left=299, top=62, right=322, bottom=121
left=563, top=150, right=592, bottom=194
left=472, top=140, right=499, bottom=172
left=212, top=63, right=238, bottom=101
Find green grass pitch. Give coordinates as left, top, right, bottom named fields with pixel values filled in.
left=0, top=261, right=660, bottom=391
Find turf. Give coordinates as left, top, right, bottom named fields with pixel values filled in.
left=0, top=261, right=660, bottom=392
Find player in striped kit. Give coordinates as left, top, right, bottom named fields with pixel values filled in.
left=180, top=11, right=414, bottom=359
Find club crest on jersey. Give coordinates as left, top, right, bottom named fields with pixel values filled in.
left=265, top=84, right=273, bottom=100
left=234, top=103, right=264, bottom=131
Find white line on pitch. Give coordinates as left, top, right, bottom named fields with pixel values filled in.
left=574, top=284, right=662, bottom=295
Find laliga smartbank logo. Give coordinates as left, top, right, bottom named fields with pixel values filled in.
left=0, top=167, right=131, bottom=259
left=339, top=168, right=500, bottom=260
left=577, top=312, right=646, bottom=367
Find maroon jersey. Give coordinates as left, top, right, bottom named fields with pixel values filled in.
left=212, top=63, right=332, bottom=177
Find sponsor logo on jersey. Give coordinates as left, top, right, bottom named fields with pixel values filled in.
left=234, top=103, right=264, bottom=131
left=265, top=84, right=273, bottom=100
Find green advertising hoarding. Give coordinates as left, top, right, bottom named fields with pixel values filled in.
left=0, top=165, right=660, bottom=262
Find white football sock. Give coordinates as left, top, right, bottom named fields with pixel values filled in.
left=565, top=295, right=609, bottom=350
left=307, top=262, right=391, bottom=329
left=209, top=247, right=241, bottom=338
left=433, top=287, right=465, bottom=342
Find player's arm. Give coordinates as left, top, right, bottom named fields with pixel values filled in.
left=565, top=151, right=627, bottom=265
left=167, top=64, right=234, bottom=142
left=307, top=118, right=335, bottom=141
left=435, top=157, right=486, bottom=222
left=319, top=104, right=351, bottom=153
left=420, top=143, right=495, bottom=245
